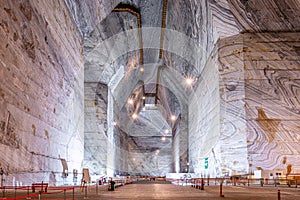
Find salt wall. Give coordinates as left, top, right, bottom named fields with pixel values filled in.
left=189, top=32, right=300, bottom=177
left=84, top=83, right=108, bottom=177
left=243, top=33, right=300, bottom=172
left=0, top=0, right=84, bottom=185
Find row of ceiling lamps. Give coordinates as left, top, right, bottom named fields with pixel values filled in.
left=127, top=76, right=194, bottom=105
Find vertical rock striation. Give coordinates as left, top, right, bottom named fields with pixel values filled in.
left=0, top=0, right=84, bottom=185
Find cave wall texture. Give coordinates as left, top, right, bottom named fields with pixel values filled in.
left=0, top=0, right=300, bottom=183
left=0, top=0, right=84, bottom=185
left=189, top=31, right=300, bottom=177
left=243, top=32, right=300, bottom=172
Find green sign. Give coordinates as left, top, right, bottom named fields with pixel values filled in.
left=204, top=158, right=208, bottom=169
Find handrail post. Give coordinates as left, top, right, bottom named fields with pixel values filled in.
left=96, top=181, right=98, bottom=195
left=27, top=185, right=31, bottom=199
left=277, top=189, right=280, bottom=200
left=220, top=182, right=224, bottom=197
left=84, top=185, right=88, bottom=199
left=64, top=189, right=66, bottom=200
left=2, top=186, right=5, bottom=198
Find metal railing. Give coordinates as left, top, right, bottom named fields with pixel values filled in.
left=167, top=176, right=300, bottom=188
left=0, top=185, right=80, bottom=200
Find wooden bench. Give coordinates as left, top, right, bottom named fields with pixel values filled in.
left=32, top=182, right=48, bottom=193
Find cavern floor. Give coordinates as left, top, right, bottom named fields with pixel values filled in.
left=6, top=183, right=300, bottom=200
left=95, top=184, right=300, bottom=200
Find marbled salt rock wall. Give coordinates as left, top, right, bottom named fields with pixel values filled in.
left=228, top=0, right=300, bottom=32
left=218, top=35, right=248, bottom=175
left=172, top=120, right=180, bottom=173
left=165, top=0, right=239, bottom=76
left=114, top=126, right=129, bottom=175
left=127, top=136, right=172, bottom=176
left=0, top=0, right=84, bottom=185
left=178, top=104, right=189, bottom=173
left=84, top=83, right=108, bottom=176
left=64, top=0, right=122, bottom=35
left=126, top=109, right=173, bottom=176
left=190, top=32, right=300, bottom=177
left=244, top=32, right=300, bottom=172
left=189, top=47, right=222, bottom=177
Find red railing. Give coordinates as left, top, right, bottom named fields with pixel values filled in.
left=107, top=177, right=133, bottom=191
left=167, top=176, right=299, bottom=188
left=0, top=185, right=77, bottom=200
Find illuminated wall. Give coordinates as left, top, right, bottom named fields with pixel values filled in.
left=218, top=35, right=248, bottom=175
left=244, top=32, right=300, bottom=173
left=84, top=83, right=108, bottom=177
left=190, top=32, right=300, bottom=177
left=0, top=0, right=84, bottom=185
left=189, top=47, right=223, bottom=177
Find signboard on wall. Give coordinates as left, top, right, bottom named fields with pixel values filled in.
left=204, top=158, right=208, bottom=169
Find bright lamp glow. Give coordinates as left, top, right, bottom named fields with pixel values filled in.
left=171, top=115, right=176, bottom=121
left=128, top=99, right=134, bottom=105
left=185, top=77, right=193, bottom=85
left=155, top=149, right=160, bottom=155
left=161, top=136, right=166, bottom=141
left=132, top=113, right=138, bottom=119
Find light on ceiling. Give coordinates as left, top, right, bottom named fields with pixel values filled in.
left=155, top=149, right=160, bottom=155
left=112, top=121, right=117, bottom=126
left=142, top=96, right=146, bottom=100
left=161, top=136, right=166, bottom=141
left=128, top=99, right=134, bottom=105
left=185, top=77, right=193, bottom=85
left=132, top=113, right=138, bottom=119
left=140, top=67, right=144, bottom=72
left=171, top=115, right=176, bottom=121
left=164, top=129, right=169, bottom=134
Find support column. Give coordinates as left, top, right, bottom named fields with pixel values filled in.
left=107, top=90, right=116, bottom=177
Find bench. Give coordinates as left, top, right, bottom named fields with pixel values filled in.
left=32, top=182, right=48, bottom=193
